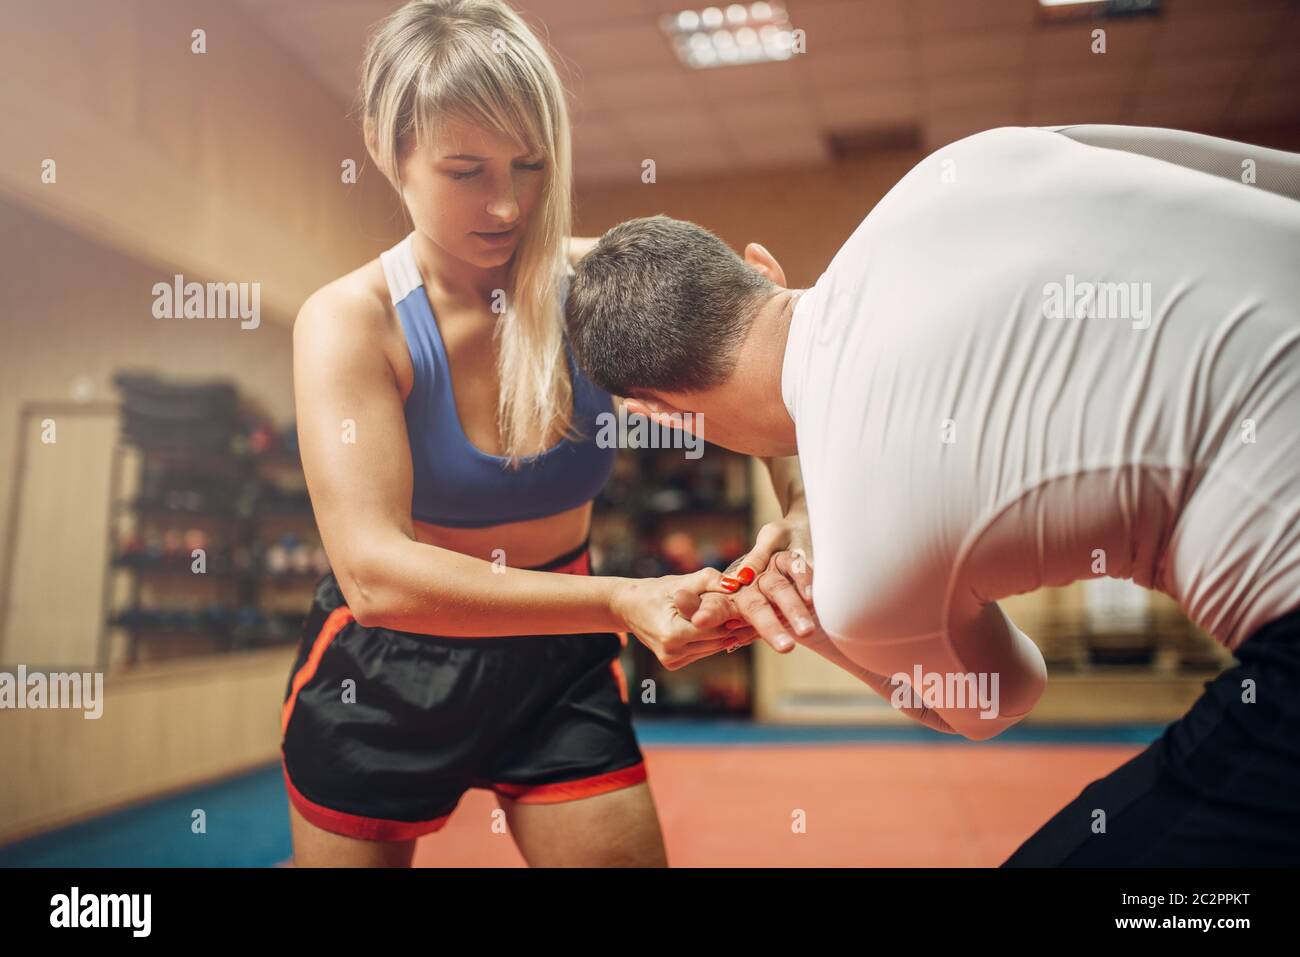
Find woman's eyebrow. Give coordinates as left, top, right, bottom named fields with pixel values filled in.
left=440, top=152, right=542, bottom=161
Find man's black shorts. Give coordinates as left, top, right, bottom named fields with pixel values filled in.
left=1004, top=606, right=1300, bottom=866
left=280, top=539, right=645, bottom=841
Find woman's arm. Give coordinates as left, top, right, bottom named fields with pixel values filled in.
left=292, top=286, right=740, bottom=657
left=293, top=287, right=616, bottom=634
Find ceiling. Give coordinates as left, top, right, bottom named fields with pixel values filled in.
left=238, top=0, right=1300, bottom=183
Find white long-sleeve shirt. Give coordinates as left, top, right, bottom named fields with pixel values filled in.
left=782, top=125, right=1300, bottom=738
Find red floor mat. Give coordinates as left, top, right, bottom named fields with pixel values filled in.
left=411, top=743, right=1138, bottom=867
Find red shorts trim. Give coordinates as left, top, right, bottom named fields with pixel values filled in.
left=541, top=549, right=591, bottom=576
left=282, top=755, right=453, bottom=842
left=490, top=760, right=648, bottom=805
left=281, top=605, right=354, bottom=736
left=284, top=757, right=651, bottom=840
left=610, top=632, right=631, bottom=703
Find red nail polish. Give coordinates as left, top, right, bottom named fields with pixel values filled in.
left=737, top=567, right=756, bottom=585
left=720, top=577, right=741, bottom=592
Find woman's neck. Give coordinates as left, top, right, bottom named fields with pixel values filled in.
left=410, top=231, right=511, bottom=306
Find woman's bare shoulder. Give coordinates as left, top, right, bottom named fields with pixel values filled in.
left=291, top=256, right=413, bottom=395
left=295, top=257, right=393, bottom=341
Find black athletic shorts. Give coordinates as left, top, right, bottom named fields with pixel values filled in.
left=1003, top=606, right=1300, bottom=866
left=279, top=539, right=646, bottom=841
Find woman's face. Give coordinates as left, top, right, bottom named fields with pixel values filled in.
left=397, top=116, right=547, bottom=270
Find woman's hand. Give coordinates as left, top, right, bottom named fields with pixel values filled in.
left=610, top=568, right=757, bottom=670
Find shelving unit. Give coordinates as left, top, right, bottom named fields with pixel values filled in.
left=592, top=441, right=756, bottom=717
left=102, top=440, right=322, bottom=669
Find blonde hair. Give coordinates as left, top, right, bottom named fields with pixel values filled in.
left=359, top=0, right=578, bottom=466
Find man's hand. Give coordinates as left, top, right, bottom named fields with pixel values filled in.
left=694, top=516, right=816, bottom=653
left=676, top=547, right=960, bottom=734
left=720, top=517, right=813, bottom=601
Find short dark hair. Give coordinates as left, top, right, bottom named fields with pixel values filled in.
left=564, top=215, right=775, bottom=398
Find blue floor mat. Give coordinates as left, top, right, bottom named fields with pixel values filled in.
left=0, top=721, right=1165, bottom=867
left=632, top=719, right=1167, bottom=747
left=0, top=762, right=292, bottom=868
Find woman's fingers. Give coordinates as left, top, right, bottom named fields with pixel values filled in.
left=673, top=587, right=741, bottom=633
left=720, top=521, right=794, bottom=592
left=673, top=587, right=703, bottom=621
left=661, top=634, right=741, bottom=668
left=666, top=630, right=758, bottom=669
left=692, top=592, right=740, bottom=629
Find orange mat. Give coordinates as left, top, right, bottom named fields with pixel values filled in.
left=411, top=743, right=1139, bottom=867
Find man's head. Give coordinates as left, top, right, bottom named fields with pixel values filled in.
left=565, top=215, right=801, bottom=456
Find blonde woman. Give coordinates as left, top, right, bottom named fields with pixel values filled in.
left=279, top=0, right=805, bottom=868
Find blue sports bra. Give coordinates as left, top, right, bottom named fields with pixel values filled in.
left=379, top=232, right=616, bottom=528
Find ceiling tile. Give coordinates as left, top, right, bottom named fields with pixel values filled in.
left=629, top=107, right=727, bottom=145
left=796, top=43, right=914, bottom=89
left=1031, top=19, right=1158, bottom=72
left=785, top=0, right=911, bottom=48
left=516, top=0, right=652, bottom=28
left=1027, top=95, right=1128, bottom=126
left=717, top=91, right=820, bottom=130
left=548, top=22, right=679, bottom=72
left=734, top=133, right=830, bottom=168
left=570, top=111, right=637, bottom=153
left=810, top=85, right=919, bottom=127
left=689, top=59, right=806, bottom=102
left=230, top=0, right=1299, bottom=186
left=1030, top=65, right=1134, bottom=104
left=1231, top=87, right=1300, bottom=127
left=572, top=152, right=648, bottom=185
left=1139, top=54, right=1254, bottom=95
left=1149, top=5, right=1293, bottom=58
left=911, top=0, right=1036, bottom=36
left=919, top=30, right=1029, bottom=79
left=1255, top=18, right=1300, bottom=83
left=638, top=137, right=739, bottom=179
left=924, top=75, right=1023, bottom=114
left=1130, top=84, right=1235, bottom=128
left=579, top=67, right=702, bottom=112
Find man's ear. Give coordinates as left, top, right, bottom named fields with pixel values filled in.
left=743, top=242, right=787, bottom=287
left=623, top=397, right=668, bottom=418
left=624, top=396, right=703, bottom=436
